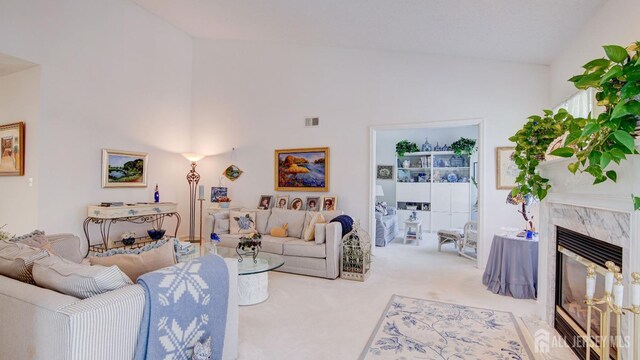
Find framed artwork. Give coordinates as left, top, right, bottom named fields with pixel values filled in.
left=258, top=195, right=273, bottom=209
left=102, top=149, right=148, bottom=188
left=275, top=195, right=289, bottom=209
left=321, top=196, right=337, bottom=211
left=211, top=187, right=229, bottom=202
left=275, top=147, right=329, bottom=191
left=496, top=147, right=518, bottom=189
left=0, top=122, right=25, bottom=176
left=306, top=197, right=320, bottom=211
left=290, top=197, right=304, bottom=210
left=376, top=165, right=393, bottom=180
left=223, top=164, right=243, bottom=181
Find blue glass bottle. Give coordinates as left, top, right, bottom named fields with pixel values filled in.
left=154, top=184, right=160, bottom=203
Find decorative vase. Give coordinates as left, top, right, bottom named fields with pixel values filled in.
left=154, top=184, right=160, bottom=203
left=122, top=237, right=135, bottom=246
left=147, top=229, right=166, bottom=240
left=220, top=202, right=230, bottom=209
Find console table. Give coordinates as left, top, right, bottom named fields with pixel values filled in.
left=83, top=202, right=181, bottom=255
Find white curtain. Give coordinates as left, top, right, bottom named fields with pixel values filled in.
left=553, top=88, right=599, bottom=118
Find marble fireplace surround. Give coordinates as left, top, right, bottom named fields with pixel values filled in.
left=537, top=156, right=640, bottom=358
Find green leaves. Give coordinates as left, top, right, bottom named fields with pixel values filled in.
left=550, top=147, right=575, bottom=158
left=611, top=130, right=636, bottom=151
left=604, top=45, right=628, bottom=63
left=512, top=41, right=640, bottom=209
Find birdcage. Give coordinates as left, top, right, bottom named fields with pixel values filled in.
left=340, top=220, right=371, bottom=281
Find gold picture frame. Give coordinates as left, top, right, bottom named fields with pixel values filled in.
left=102, top=149, right=148, bottom=188
left=275, top=147, right=329, bottom=192
left=0, top=121, right=25, bottom=176
left=496, top=147, right=517, bottom=189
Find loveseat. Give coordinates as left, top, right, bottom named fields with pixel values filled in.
left=208, top=208, right=344, bottom=279
left=0, top=234, right=238, bottom=360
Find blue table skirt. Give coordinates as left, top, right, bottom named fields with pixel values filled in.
left=482, top=234, right=538, bottom=299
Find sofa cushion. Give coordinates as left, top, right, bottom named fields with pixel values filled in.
left=302, top=210, right=342, bottom=238
left=46, top=234, right=84, bottom=263
left=267, top=208, right=306, bottom=239
left=33, top=255, right=132, bottom=299
left=255, top=209, right=271, bottom=235
left=283, top=239, right=326, bottom=259
left=213, top=212, right=230, bottom=234
left=88, top=239, right=176, bottom=281
left=0, top=240, right=50, bottom=284
left=315, top=223, right=327, bottom=244
left=303, top=212, right=325, bottom=241
left=261, top=236, right=296, bottom=255
left=230, top=210, right=257, bottom=234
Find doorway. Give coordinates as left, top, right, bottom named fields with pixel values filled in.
left=369, top=119, right=484, bottom=266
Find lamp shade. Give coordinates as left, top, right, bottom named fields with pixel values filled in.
left=376, top=185, right=384, bottom=197
left=182, top=153, right=205, bottom=163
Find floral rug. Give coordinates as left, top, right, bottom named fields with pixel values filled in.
left=360, top=295, right=533, bottom=360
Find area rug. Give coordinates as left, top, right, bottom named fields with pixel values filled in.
left=360, top=295, right=533, bottom=360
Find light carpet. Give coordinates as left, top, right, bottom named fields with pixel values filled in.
left=361, top=294, right=533, bottom=360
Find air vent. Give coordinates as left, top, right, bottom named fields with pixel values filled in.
left=305, top=117, right=319, bottom=127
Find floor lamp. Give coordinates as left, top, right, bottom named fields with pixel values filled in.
left=183, top=153, right=204, bottom=243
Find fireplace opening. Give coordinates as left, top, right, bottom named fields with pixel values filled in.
left=555, top=227, right=622, bottom=360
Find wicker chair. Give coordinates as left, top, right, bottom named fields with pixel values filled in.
left=458, top=221, right=478, bottom=260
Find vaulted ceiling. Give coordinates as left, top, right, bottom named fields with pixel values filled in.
left=132, top=0, right=607, bottom=64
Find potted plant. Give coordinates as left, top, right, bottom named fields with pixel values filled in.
left=510, top=42, right=640, bottom=208
left=395, top=140, right=419, bottom=157
left=121, top=231, right=136, bottom=246
left=450, top=137, right=477, bottom=156
left=0, top=225, right=12, bottom=241
left=236, top=232, right=262, bottom=263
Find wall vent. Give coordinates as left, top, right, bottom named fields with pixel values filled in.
left=305, top=117, right=319, bottom=127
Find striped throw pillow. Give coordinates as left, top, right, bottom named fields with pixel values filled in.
left=33, top=255, right=132, bottom=299
left=0, top=240, right=50, bottom=284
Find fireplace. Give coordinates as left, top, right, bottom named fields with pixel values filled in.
left=555, top=226, right=623, bottom=360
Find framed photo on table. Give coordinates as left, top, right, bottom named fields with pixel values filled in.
left=0, top=122, right=25, bottom=176
left=275, top=195, right=289, bottom=209
left=257, top=195, right=273, bottom=209
left=321, top=196, right=337, bottom=211
left=101, top=149, right=148, bottom=188
left=496, top=147, right=517, bottom=189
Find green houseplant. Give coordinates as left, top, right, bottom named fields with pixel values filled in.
left=450, top=137, right=477, bottom=156
left=395, top=140, right=419, bottom=157
left=510, top=42, right=640, bottom=208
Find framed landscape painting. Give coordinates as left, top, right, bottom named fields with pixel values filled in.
left=102, top=149, right=148, bottom=188
left=0, top=122, right=25, bottom=176
left=275, top=147, right=329, bottom=192
left=496, top=147, right=517, bottom=189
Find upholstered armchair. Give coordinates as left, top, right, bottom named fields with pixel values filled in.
left=375, top=206, right=398, bottom=247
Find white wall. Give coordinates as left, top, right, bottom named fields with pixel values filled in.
left=0, top=66, right=40, bottom=234
left=0, top=0, right=194, bottom=240
left=550, top=0, right=640, bottom=105
left=191, top=39, right=550, bottom=267
left=375, top=126, right=478, bottom=205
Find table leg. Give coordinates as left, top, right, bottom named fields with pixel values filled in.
left=237, top=273, right=269, bottom=306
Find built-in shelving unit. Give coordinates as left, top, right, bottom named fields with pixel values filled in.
left=396, top=151, right=471, bottom=231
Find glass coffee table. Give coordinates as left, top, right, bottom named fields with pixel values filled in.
left=177, top=243, right=285, bottom=305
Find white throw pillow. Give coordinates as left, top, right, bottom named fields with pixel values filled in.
left=303, top=213, right=325, bottom=241
left=230, top=210, right=257, bottom=234
left=0, top=240, right=50, bottom=284
left=213, top=212, right=230, bottom=234
left=34, top=255, right=132, bottom=299
left=315, top=223, right=327, bottom=244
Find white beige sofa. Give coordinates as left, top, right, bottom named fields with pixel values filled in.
left=0, top=234, right=238, bottom=360
left=208, top=208, right=344, bottom=279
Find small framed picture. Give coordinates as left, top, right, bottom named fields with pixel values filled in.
left=275, top=195, right=289, bottom=209
left=496, top=147, right=517, bottom=189
left=257, top=195, right=273, bottom=209
left=102, top=149, right=148, bottom=188
left=290, top=197, right=304, bottom=210
left=211, top=187, right=228, bottom=202
left=0, top=122, right=25, bottom=176
left=321, top=196, right=337, bottom=211
left=306, top=197, right=320, bottom=211
left=376, top=165, right=393, bottom=180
